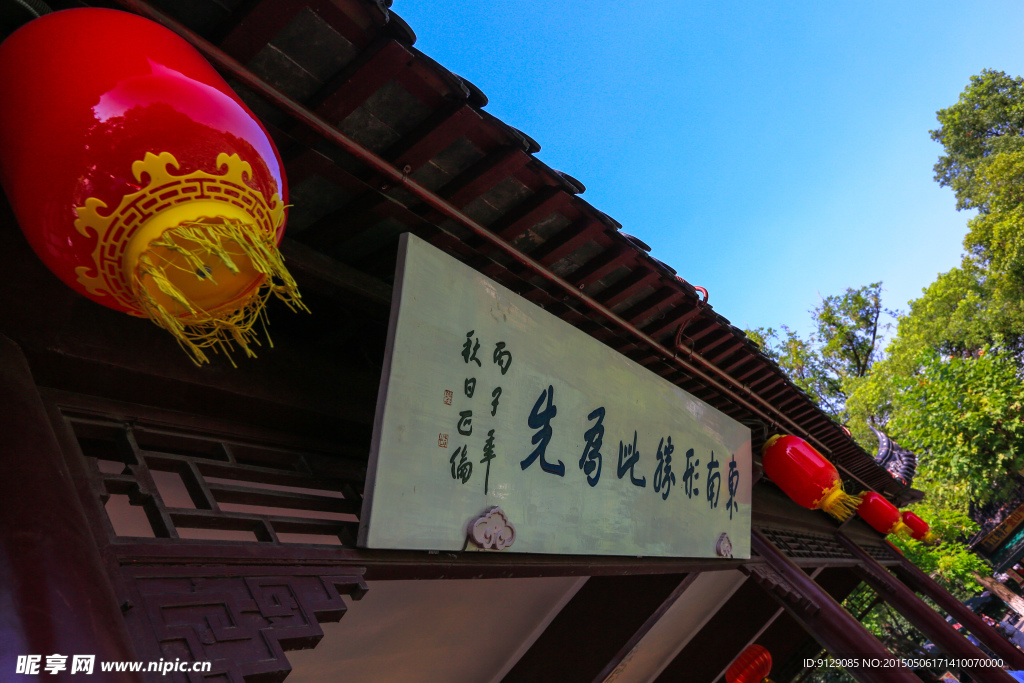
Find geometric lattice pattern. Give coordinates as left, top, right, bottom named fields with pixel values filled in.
left=67, top=411, right=365, bottom=548
left=128, top=565, right=366, bottom=682
left=843, top=581, right=882, bottom=620
left=74, top=152, right=281, bottom=311
left=744, top=562, right=821, bottom=617
left=757, top=527, right=897, bottom=565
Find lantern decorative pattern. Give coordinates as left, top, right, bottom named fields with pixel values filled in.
left=726, top=643, right=774, bottom=683
left=0, top=8, right=305, bottom=365
left=72, top=151, right=300, bottom=363
left=857, top=492, right=910, bottom=536
left=762, top=434, right=863, bottom=522
left=901, top=510, right=937, bottom=543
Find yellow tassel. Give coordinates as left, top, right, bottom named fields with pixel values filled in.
left=923, top=531, right=937, bottom=544
left=892, top=521, right=913, bottom=538
left=130, top=218, right=308, bottom=366
left=816, top=480, right=864, bottom=522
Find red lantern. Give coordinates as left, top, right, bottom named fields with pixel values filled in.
left=857, top=492, right=909, bottom=536
left=0, top=9, right=305, bottom=364
left=726, top=644, right=773, bottom=683
left=902, top=510, right=937, bottom=543
left=762, top=435, right=862, bottom=521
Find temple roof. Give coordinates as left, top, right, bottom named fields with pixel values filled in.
left=871, top=426, right=918, bottom=488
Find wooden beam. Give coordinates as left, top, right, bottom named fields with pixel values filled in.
left=745, top=529, right=919, bottom=683
left=100, top=536, right=746, bottom=580
left=590, top=573, right=702, bottom=683
left=898, top=568, right=1024, bottom=668
left=724, top=567, right=863, bottom=683
left=385, top=103, right=482, bottom=172
left=623, top=288, right=684, bottom=327
left=841, top=546, right=1014, bottom=683
left=217, top=0, right=307, bottom=63
left=438, top=146, right=531, bottom=208
left=569, top=245, right=632, bottom=289
left=493, top=186, right=572, bottom=241
left=653, top=575, right=784, bottom=682
left=597, top=269, right=662, bottom=310
left=311, top=38, right=412, bottom=124
left=502, top=573, right=691, bottom=683
left=280, top=237, right=391, bottom=309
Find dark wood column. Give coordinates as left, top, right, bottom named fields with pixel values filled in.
left=654, top=573, right=787, bottom=682
left=885, top=541, right=1024, bottom=671
left=837, top=533, right=1016, bottom=683
left=748, top=529, right=919, bottom=683
left=753, top=567, right=865, bottom=683
left=502, top=572, right=690, bottom=683
left=0, top=335, right=141, bottom=679
left=592, top=573, right=702, bottom=682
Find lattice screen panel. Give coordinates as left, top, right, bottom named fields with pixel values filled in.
left=757, top=527, right=896, bottom=564
left=67, top=414, right=364, bottom=548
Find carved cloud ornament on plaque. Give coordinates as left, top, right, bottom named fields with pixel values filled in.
left=468, top=506, right=516, bottom=550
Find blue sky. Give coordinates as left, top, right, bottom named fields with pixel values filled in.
left=395, top=1, right=1024, bottom=341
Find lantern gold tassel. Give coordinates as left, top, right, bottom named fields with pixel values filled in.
left=131, top=218, right=307, bottom=366
left=815, top=480, right=863, bottom=522
left=892, top=520, right=913, bottom=538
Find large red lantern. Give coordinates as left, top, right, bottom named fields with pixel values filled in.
left=0, top=9, right=304, bottom=365
left=902, top=510, right=937, bottom=543
left=762, top=435, right=862, bottom=521
left=726, top=644, right=773, bottom=683
left=857, top=492, right=909, bottom=536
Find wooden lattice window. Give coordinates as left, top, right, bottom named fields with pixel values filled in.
left=66, top=412, right=365, bottom=548
left=757, top=526, right=897, bottom=565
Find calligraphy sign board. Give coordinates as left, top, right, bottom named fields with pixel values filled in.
left=359, top=234, right=752, bottom=559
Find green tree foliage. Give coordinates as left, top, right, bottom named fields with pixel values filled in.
left=816, top=283, right=885, bottom=380
left=847, top=70, right=1024, bottom=512
left=746, top=325, right=843, bottom=417
left=961, top=151, right=1024, bottom=345
left=887, top=349, right=1024, bottom=511
left=844, top=71, right=1024, bottom=606
left=843, top=263, right=1011, bottom=448
left=931, top=69, right=1024, bottom=212
left=748, top=283, right=887, bottom=420
left=753, top=287, right=1001, bottom=600
left=889, top=508, right=990, bottom=598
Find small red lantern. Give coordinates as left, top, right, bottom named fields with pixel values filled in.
left=857, top=492, right=909, bottom=536
left=901, top=510, right=937, bottom=543
left=0, top=9, right=305, bottom=365
left=762, top=435, right=862, bottom=521
left=726, top=644, right=773, bottom=683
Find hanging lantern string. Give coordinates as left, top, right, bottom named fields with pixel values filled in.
left=762, top=434, right=863, bottom=522
left=891, top=520, right=912, bottom=538
left=132, top=218, right=308, bottom=366
left=816, top=478, right=863, bottom=522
